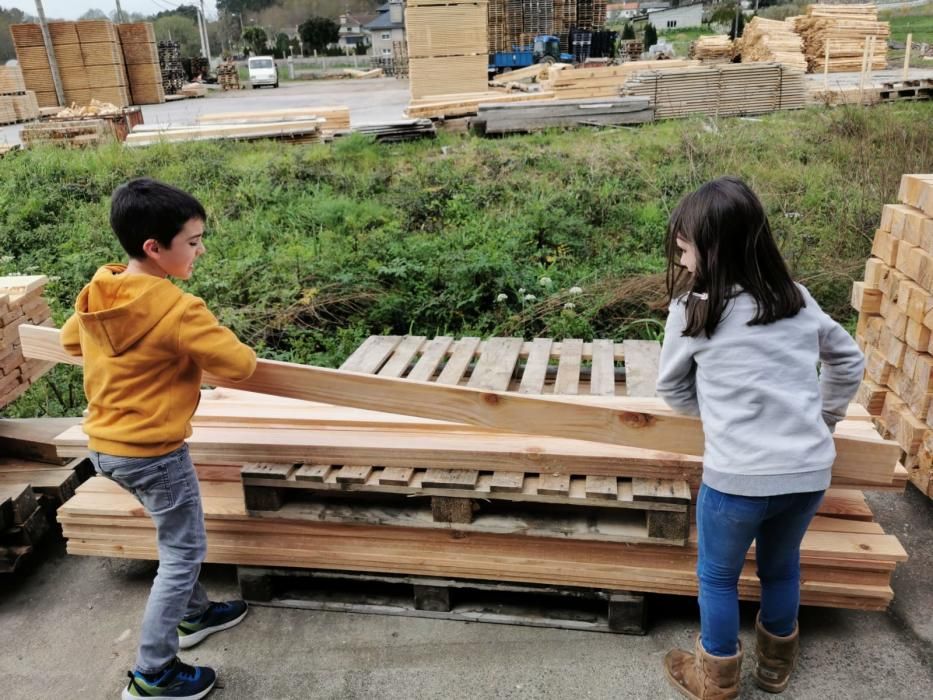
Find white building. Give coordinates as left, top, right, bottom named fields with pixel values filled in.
left=337, top=12, right=378, bottom=54
left=645, top=3, right=703, bottom=30
left=365, top=1, right=406, bottom=58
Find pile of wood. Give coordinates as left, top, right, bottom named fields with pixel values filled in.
left=0, top=418, right=92, bottom=574
left=473, top=96, right=653, bottom=134
left=20, top=325, right=909, bottom=611
left=158, top=40, right=185, bottom=95
left=0, top=277, right=54, bottom=409
left=853, top=174, right=933, bottom=500
left=352, top=119, right=437, bottom=143
left=0, top=65, right=39, bottom=125
left=198, top=107, right=350, bottom=135
left=737, top=17, right=807, bottom=72
left=406, top=0, right=490, bottom=100
left=689, top=35, right=734, bottom=64
left=793, top=4, right=889, bottom=73
left=541, top=60, right=698, bottom=100
left=405, top=90, right=556, bottom=119
left=125, top=118, right=326, bottom=147
left=20, top=118, right=108, bottom=147
left=620, top=63, right=808, bottom=119
left=488, top=0, right=605, bottom=55
left=118, top=22, right=165, bottom=105
left=216, top=61, right=240, bottom=91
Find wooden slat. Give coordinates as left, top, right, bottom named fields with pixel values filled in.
left=335, top=466, right=373, bottom=484
left=375, top=467, right=414, bottom=486
left=436, top=336, right=481, bottom=385
left=489, top=471, right=524, bottom=493
left=554, top=338, right=583, bottom=395
left=294, top=464, right=331, bottom=482
left=590, top=338, right=616, bottom=396
left=241, top=463, right=295, bottom=480
left=422, top=468, right=480, bottom=490
left=631, top=478, right=691, bottom=503
left=537, top=474, right=571, bottom=496
left=518, top=337, right=553, bottom=394
left=467, top=337, right=523, bottom=391
left=377, top=336, right=426, bottom=378
left=622, top=340, right=661, bottom=397
left=585, top=475, right=618, bottom=500
left=406, top=336, right=454, bottom=382
left=340, top=335, right=402, bottom=373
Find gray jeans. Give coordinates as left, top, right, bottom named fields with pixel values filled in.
left=90, top=444, right=210, bottom=674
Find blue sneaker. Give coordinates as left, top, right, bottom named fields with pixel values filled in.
left=178, top=600, right=248, bottom=649
left=122, top=657, right=216, bottom=699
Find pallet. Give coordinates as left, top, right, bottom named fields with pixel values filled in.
left=878, top=79, right=932, bottom=103
left=237, top=566, right=647, bottom=635
left=242, top=463, right=691, bottom=545
left=0, top=483, right=49, bottom=573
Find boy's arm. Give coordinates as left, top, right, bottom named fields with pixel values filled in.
left=656, top=301, right=700, bottom=416
left=60, top=314, right=82, bottom=356
left=179, top=299, right=257, bottom=381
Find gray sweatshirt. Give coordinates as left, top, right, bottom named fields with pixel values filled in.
left=656, top=284, right=865, bottom=496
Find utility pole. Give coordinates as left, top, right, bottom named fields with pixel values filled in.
left=114, top=0, right=126, bottom=23
left=34, top=0, right=64, bottom=107
left=199, top=0, right=213, bottom=66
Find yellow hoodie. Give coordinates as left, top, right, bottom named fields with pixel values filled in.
left=61, top=264, right=257, bottom=457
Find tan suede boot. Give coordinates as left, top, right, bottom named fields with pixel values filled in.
left=664, top=636, right=743, bottom=699
left=754, top=614, right=799, bottom=693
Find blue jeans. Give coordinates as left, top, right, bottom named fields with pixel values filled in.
left=696, top=483, right=824, bottom=657
left=90, top=444, right=210, bottom=675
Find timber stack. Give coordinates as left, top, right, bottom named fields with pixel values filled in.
left=793, top=4, right=889, bottom=73
left=852, top=173, right=933, bottom=500
left=541, top=59, right=697, bottom=99
left=0, top=65, right=40, bottom=125
left=620, top=63, right=807, bottom=119
left=0, top=276, right=54, bottom=409
left=689, top=35, right=734, bottom=64
left=737, top=17, right=808, bottom=71
left=406, top=0, right=490, bottom=100
left=14, top=325, right=909, bottom=614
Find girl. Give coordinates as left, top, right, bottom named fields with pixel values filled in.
left=656, top=177, right=864, bottom=698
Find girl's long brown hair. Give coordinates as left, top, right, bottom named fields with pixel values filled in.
left=665, top=177, right=804, bottom=338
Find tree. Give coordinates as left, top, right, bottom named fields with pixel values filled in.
left=153, top=5, right=200, bottom=23
left=153, top=15, right=202, bottom=58
left=79, top=8, right=107, bottom=20
left=643, top=23, right=658, bottom=50
left=274, top=32, right=291, bottom=58
left=216, top=0, right=277, bottom=16
left=621, top=23, right=635, bottom=41
left=298, top=17, right=340, bottom=55
left=0, top=6, right=28, bottom=62
left=242, top=26, right=268, bottom=56
left=354, top=38, right=370, bottom=56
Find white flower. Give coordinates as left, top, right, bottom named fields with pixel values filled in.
left=523, top=294, right=537, bottom=302
left=568, top=286, right=583, bottom=295
left=49, top=275, right=61, bottom=282
left=518, top=287, right=526, bottom=295
left=0, top=255, right=12, bottom=263
left=539, top=276, right=552, bottom=287
left=496, top=293, right=508, bottom=302
left=564, top=302, right=575, bottom=310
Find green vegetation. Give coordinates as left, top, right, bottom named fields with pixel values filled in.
left=882, top=3, right=933, bottom=69
left=1, top=103, right=931, bottom=417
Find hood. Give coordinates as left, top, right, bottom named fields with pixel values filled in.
left=74, top=264, right=184, bottom=357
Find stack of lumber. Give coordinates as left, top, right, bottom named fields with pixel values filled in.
left=0, top=65, right=39, bottom=124
left=473, top=96, right=653, bottom=134
left=352, top=119, right=437, bottom=142
left=216, top=62, right=241, bottom=91
left=620, top=63, right=807, bottom=119
left=9, top=22, right=59, bottom=107
left=853, top=174, right=933, bottom=500
left=689, top=35, right=734, bottom=64
left=117, top=22, right=164, bottom=105
left=737, top=17, right=807, bottom=72
left=541, top=60, right=698, bottom=99
left=125, top=118, right=326, bottom=147
left=0, top=277, right=54, bottom=409
left=25, top=327, right=907, bottom=611
left=198, top=107, right=351, bottom=134
left=405, top=90, right=556, bottom=119
left=20, top=118, right=108, bottom=147
left=406, top=0, right=490, bottom=99
left=793, top=4, right=889, bottom=73
left=0, top=418, right=91, bottom=574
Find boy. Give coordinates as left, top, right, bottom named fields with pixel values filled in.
left=61, top=178, right=258, bottom=700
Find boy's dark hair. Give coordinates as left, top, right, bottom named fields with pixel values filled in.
left=665, top=176, right=804, bottom=339
left=110, top=178, right=206, bottom=259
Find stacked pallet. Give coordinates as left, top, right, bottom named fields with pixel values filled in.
left=0, top=65, right=39, bottom=124
left=620, top=63, right=807, bottom=119
left=473, top=96, right=653, bottom=134
left=216, top=61, right=241, bottom=91
left=689, top=35, right=734, bottom=64
left=27, top=328, right=906, bottom=611
left=793, top=4, right=889, bottom=73
left=20, top=119, right=108, bottom=147
left=541, top=60, right=698, bottom=99
left=158, top=41, right=185, bottom=95
left=117, top=22, right=165, bottom=105
left=406, top=0, right=489, bottom=100
left=0, top=277, right=54, bottom=409
left=853, top=174, right=933, bottom=500
left=737, top=17, right=807, bottom=71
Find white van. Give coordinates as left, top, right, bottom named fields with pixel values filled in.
left=248, top=56, right=278, bottom=89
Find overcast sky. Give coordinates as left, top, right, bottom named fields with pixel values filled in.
left=5, top=0, right=220, bottom=21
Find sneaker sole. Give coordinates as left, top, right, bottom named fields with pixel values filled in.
left=178, top=607, right=248, bottom=649
left=122, top=677, right=216, bottom=700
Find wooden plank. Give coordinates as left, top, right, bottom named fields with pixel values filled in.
left=334, top=466, right=373, bottom=484
left=378, top=467, right=416, bottom=486
left=631, top=478, right=691, bottom=503
left=377, top=336, right=426, bottom=378
left=585, top=475, right=618, bottom=500
left=294, top=464, right=331, bottom=482
left=590, top=339, right=616, bottom=396
left=537, top=474, right=571, bottom=496
left=240, top=463, right=295, bottom=480
left=489, top=471, right=524, bottom=493
left=339, top=335, right=402, bottom=373
left=518, top=338, right=553, bottom=394
left=554, top=338, right=583, bottom=395
left=422, top=468, right=480, bottom=490
left=436, top=336, right=480, bottom=385
left=406, top=336, right=454, bottom=382
left=622, top=340, right=661, bottom=397
left=467, top=337, right=523, bottom=391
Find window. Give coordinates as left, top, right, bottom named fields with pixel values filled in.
left=382, top=48, right=392, bottom=55
left=381, top=32, right=391, bottom=40
left=667, top=20, right=677, bottom=28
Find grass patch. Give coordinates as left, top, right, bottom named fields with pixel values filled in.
left=1, top=103, right=931, bottom=417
